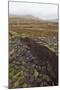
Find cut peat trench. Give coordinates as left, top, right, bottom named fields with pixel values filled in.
left=9, top=37, right=58, bottom=88
left=20, top=37, right=58, bottom=85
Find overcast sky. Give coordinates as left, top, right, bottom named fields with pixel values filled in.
left=9, top=2, right=58, bottom=20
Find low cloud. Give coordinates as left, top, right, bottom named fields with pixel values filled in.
left=9, top=2, right=58, bottom=20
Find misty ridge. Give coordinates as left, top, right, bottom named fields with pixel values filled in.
left=9, top=15, right=58, bottom=33
left=9, top=15, right=58, bottom=22
left=9, top=2, right=58, bottom=21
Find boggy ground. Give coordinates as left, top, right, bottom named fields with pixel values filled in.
left=9, top=16, right=58, bottom=88
left=9, top=35, right=58, bottom=88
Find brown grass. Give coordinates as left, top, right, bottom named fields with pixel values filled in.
left=9, top=16, right=58, bottom=37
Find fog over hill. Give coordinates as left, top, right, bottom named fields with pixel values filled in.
left=9, top=15, right=58, bottom=23
left=9, top=2, right=58, bottom=21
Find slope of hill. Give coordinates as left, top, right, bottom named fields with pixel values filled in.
left=9, top=16, right=58, bottom=37
left=9, top=16, right=58, bottom=88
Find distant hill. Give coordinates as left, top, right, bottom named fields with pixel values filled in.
left=9, top=15, right=58, bottom=37
left=9, top=15, right=44, bottom=23
left=9, top=15, right=58, bottom=23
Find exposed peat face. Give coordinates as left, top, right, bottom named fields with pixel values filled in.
left=9, top=37, right=58, bottom=88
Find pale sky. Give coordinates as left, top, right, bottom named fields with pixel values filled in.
left=9, top=2, right=58, bottom=20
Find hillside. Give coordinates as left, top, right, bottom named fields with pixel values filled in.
left=9, top=16, right=58, bottom=30
left=9, top=16, right=58, bottom=88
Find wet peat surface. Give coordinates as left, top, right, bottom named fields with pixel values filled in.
left=9, top=37, right=58, bottom=88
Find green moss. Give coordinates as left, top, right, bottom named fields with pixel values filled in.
left=9, top=69, right=25, bottom=88
left=13, top=72, right=21, bottom=79
left=9, top=31, right=20, bottom=41
left=13, top=79, right=19, bottom=88
left=23, top=83, right=29, bottom=88
left=20, top=71, right=24, bottom=75
left=43, top=75, right=50, bottom=82
left=9, top=68, right=15, bottom=78
left=34, top=69, right=39, bottom=78
left=44, top=45, right=55, bottom=53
